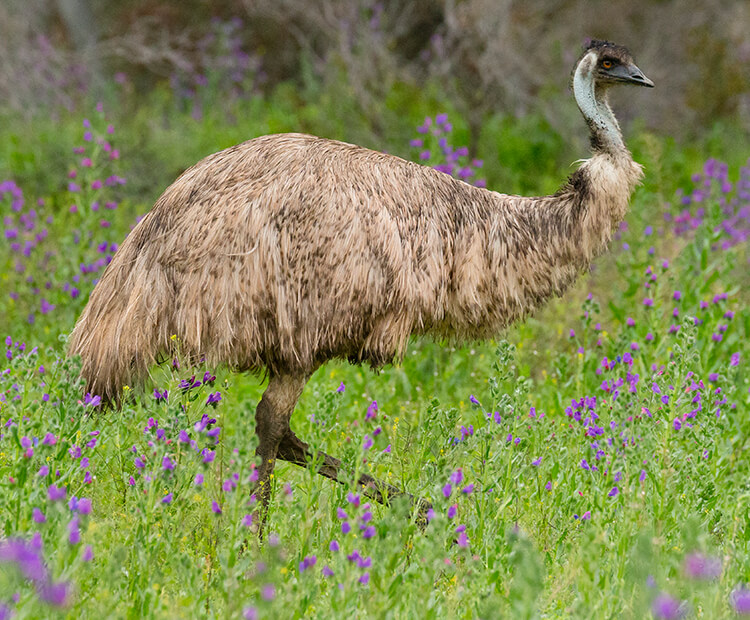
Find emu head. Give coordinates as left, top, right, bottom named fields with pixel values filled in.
left=577, top=39, right=654, bottom=90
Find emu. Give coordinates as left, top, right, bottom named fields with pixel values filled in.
left=69, top=40, right=652, bottom=514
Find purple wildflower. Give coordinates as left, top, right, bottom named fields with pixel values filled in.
left=68, top=517, right=80, bottom=544
left=37, top=581, right=70, bottom=606
left=0, top=538, right=47, bottom=581
left=47, top=484, right=66, bottom=502
left=178, top=375, right=201, bottom=390
left=261, top=584, right=275, bottom=601
left=731, top=587, right=750, bottom=614
left=299, top=555, right=317, bottom=572
left=83, top=393, right=101, bottom=407
left=683, top=553, right=721, bottom=580
left=77, top=497, right=92, bottom=514
left=651, top=593, right=685, bottom=619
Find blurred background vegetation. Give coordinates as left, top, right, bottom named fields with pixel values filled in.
left=1, top=0, right=749, bottom=199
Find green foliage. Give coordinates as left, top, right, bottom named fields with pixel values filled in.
left=1, top=70, right=749, bottom=619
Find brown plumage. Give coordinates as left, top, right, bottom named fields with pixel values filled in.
left=69, top=40, right=652, bottom=512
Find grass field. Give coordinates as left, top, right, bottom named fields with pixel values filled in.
left=1, top=92, right=749, bottom=619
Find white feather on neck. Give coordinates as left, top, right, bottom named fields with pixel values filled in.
left=573, top=52, right=624, bottom=153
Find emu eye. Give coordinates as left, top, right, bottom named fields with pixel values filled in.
left=602, top=60, right=613, bottom=69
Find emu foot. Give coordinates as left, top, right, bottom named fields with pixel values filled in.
left=277, top=430, right=431, bottom=527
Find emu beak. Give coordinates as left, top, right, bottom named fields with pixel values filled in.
left=622, top=63, right=654, bottom=87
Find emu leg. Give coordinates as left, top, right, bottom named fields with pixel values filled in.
left=277, top=429, right=431, bottom=519
left=254, top=373, right=307, bottom=522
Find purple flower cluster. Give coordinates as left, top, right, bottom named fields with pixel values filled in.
left=169, top=18, right=263, bottom=121
left=0, top=537, right=70, bottom=607
left=1, top=109, right=125, bottom=328
left=127, top=381, right=241, bottom=510
left=410, top=114, right=486, bottom=187
left=669, top=158, right=750, bottom=250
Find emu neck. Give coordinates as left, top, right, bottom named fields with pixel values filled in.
left=573, top=58, right=624, bottom=155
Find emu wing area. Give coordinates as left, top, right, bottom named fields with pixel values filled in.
left=115, top=133, right=483, bottom=376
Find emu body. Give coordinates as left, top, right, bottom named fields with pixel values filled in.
left=69, top=40, right=652, bottom=512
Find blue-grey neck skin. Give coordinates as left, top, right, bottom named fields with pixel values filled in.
left=573, top=51, right=624, bottom=155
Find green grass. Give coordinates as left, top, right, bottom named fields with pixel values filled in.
left=0, top=82, right=749, bottom=618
